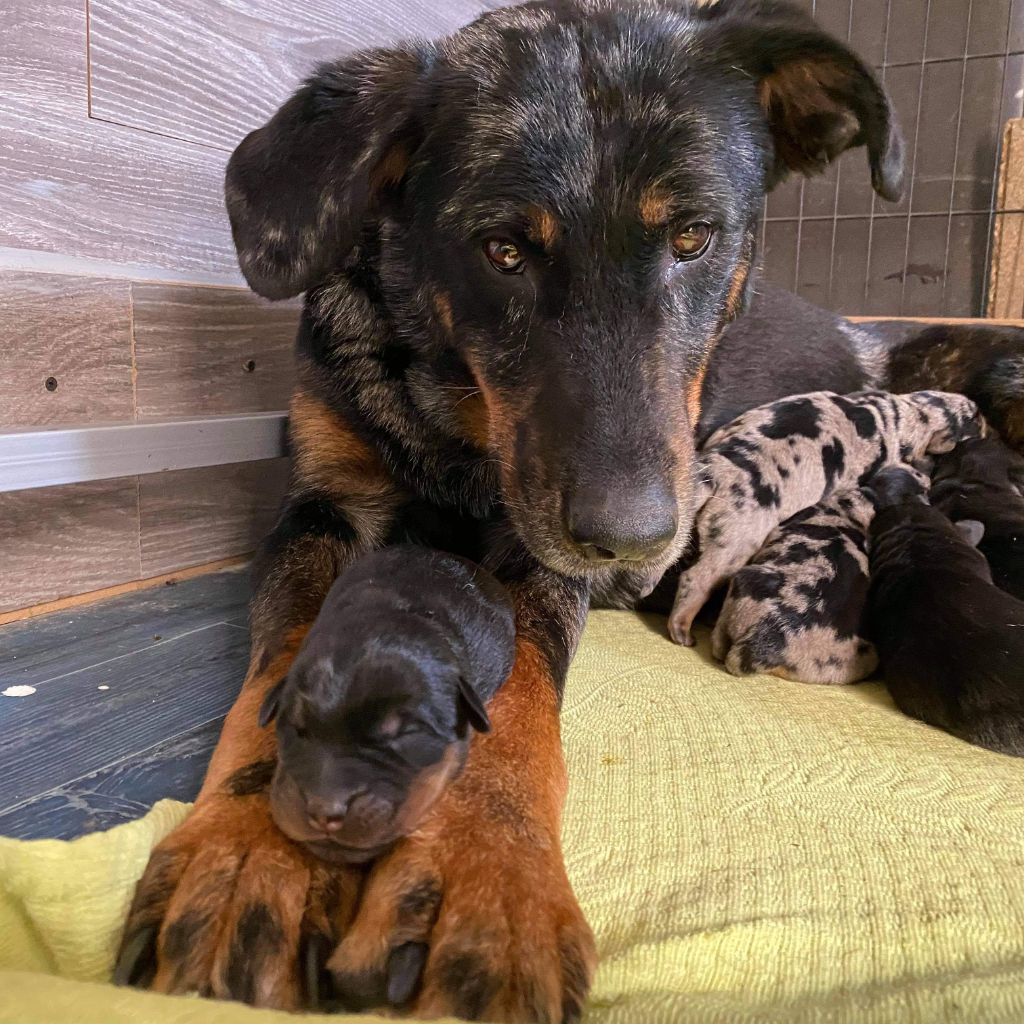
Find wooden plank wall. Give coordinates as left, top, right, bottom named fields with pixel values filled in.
left=0, top=0, right=508, bottom=614
left=988, top=119, right=1024, bottom=320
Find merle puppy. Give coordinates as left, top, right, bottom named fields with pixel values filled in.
left=669, top=389, right=981, bottom=644
left=258, top=546, right=515, bottom=865
left=711, top=485, right=882, bottom=684
left=866, top=468, right=1024, bottom=757
left=929, top=437, right=1024, bottom=601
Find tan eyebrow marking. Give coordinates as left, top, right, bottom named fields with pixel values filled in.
left=639, top=186, right=672, bottom=229
left=524, top=204, right=561, bottom=249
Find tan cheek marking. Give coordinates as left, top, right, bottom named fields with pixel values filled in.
left=396, top=745, right=463, bottom=836
left=457, top=392, right=491, bottom=450
left=525, top=204, right=561, bottom=249
left=433, top=291, right=455, bottom=334
left=686, top=359, right=711, bottom=428
left=726, top=259, right=751, bottom=320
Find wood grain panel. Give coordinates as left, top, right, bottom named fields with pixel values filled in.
left=0, top=719, right=224, bottom=839
left=0, top=271, right=132, bottom=428
left=133, top=283, right=298, bottom=417
left=1, top=0, right=86, bottom=111
left=0, top=622, right=247, bottom=810
left=87, top=0, right=513, bottom=150
left=138, top=458, right=290, bottom=577
left=1, top=567, right=250, bottom=689
left=0, top=99, right=239, bottom=279
left=0, top=479, right=141, bottom=613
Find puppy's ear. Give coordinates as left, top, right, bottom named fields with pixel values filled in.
left=225, top=45, right=433, bottom=299
left=702, top=4, right=904, bottom=201
left=456, top=676, right=492, bottom=735
left=955, top=519, right=986, bottom=548
left=258, top=678, right=287, bottom=729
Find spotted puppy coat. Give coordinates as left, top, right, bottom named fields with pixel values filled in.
left=710, top=469, right=917, bottom=684
left=668, top=390, right=982, bottom=645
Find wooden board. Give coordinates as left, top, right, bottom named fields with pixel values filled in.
left=0, top=0, right=86, bottom=112
left=87, top=0, right=514, bottom=150
left=0, top=718, right=224, bottom=839
left=0, top=271, right=132, bottom=428
left=138, top=459, right=290, bottom=577
left=988, top=119, right=1024, bottom=319
left=0, top=99, right=239, bottom=280
left=0, top=566, right=250, bottom=689
left=0, top=621, right=247, bottom=811
left=0, top=568, right=251, bottom=838
left=0, top=479, right=141, bottom=613
left=132, top=283, right=298, bottom=417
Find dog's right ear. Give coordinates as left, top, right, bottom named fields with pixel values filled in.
left=258, top=678, right=287, bottom=728
left=225, top=45, right=433, bottom=299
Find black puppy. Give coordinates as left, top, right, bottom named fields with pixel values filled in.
left=929, top=437, right=1024, bottom=601
left=866, top=467, right=1024, bottom=757
left=259, top=545, right=515, bottom=864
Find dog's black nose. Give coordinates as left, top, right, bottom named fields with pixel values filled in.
left=565, top=481, right=677, bottom=562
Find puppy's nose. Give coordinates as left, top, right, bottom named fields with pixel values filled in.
left=564, top=481, right=678, bottom=562
left=306, top=794, right=355, bottom=834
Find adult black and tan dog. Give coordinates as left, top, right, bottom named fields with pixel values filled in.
left=116, top=0, right=1024, bottom=1019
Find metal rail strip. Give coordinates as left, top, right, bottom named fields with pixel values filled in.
left=0, top=413, right=289, bottom=493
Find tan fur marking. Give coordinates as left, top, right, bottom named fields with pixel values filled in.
left=639, top=187, right=672, bottom=229
left=525, top=204, right=561, bottom=249
left=369, top=143, right=410, bottom=191
left=289, top=391, right=392, bottom=497
left=686, top=357, right=711, bottom=428
left=433, top=291, right=455, bottom=333
left=456, top=392, right=491, bottom=450
left=726, top=259, right=751, bottom=320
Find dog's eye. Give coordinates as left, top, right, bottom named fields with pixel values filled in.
left=672, top=222, right=714, bottom=262
left=484, top=238, right=525, bottom=274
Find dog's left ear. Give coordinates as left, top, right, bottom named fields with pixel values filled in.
left=701, top=4, right=905, bottom=202
left=456, top=676, right=492, bottom=735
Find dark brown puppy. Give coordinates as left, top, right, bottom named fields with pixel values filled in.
left=259, top=545, right=515, bottom=866
left=866, top=467, right=1024, bottom=757
left=929, top=437, right=1024, bottom=601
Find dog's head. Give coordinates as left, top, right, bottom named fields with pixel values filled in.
left=259, top=644, right=494, bottom=864
left=227, top=0, right=903, bottom=579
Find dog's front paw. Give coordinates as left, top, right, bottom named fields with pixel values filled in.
left=114, top=794, right=360, bottom=1009
left=329, top=788, right=595, bottom=1022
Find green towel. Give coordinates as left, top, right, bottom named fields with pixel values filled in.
left=2, top=611, right=1024, bottom=1022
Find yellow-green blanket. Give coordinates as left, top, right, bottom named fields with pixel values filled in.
left=2, top=611, right=1023, bottom=1023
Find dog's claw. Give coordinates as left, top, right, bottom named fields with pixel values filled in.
left=301, top=931, right=334, bottom=1010
left=112, top=924, right=158, bottom=988
left=667, top=615, right=695, bottom=646
left=386, top=941, right=428, bottom=1007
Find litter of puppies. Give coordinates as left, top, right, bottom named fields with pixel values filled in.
left=676, top=389, right=1024, bottom=756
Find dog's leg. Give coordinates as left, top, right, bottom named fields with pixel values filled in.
left=114, top=397, right=402, bottom=1009
left=710, top=602, right=732, bottom=663
left=329, top=556, right=596, bottom=1024
left=668, top=527, right=769, bottom=646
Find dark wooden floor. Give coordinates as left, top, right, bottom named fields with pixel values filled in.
left=0, top=568, right=252, bottom=840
